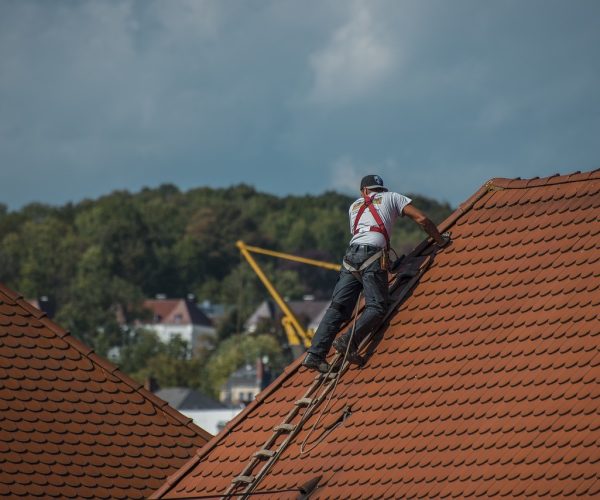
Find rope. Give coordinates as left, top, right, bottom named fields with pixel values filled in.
left=299, top=291, right=362, bottom=455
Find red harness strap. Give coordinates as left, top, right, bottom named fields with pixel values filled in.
left=352, top=193, right=390, bottom=249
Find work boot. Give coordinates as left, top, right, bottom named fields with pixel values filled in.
left=302, top=353, right=331, bottom=374
left=332, top=335, right=364, bottom=366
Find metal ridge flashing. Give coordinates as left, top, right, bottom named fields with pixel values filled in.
left=488, top=168, right=599, bottom=190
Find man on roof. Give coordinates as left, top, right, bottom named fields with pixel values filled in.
left=302, top=174, right=449, bottom=373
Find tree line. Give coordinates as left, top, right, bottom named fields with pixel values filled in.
left=0, top=184, right=452, bottom=396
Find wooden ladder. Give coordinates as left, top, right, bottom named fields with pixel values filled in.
left=222, top=356, right=349, bottom=498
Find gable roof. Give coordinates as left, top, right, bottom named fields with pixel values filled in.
left=155, top=387, right=225, bottom=410
left=152, top=169, right=600, bottom=499
left=143, top=298, right=213, bottom=327
left=0, top=284, right=212, bottom=499
left=245, top=299, right=330, bottom=332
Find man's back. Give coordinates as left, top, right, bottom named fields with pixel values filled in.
left=348, top=191, right=412, bottom=247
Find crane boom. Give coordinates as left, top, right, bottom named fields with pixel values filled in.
left=236, top=240, right=339, bottom=353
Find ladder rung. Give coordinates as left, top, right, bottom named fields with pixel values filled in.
left=295, top=397, right=313, bottom=406
left=274, top=423, right=295, bottom=433
left=233, top=475, right=255, bottom=484
left=254, top=449, right=276, bottom=459
left=314, top=371, right=338, bottom=381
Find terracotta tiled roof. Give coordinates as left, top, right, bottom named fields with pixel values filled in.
left=152, top=169, right=600, bottom=499
left=0, top=284, right=212, bottom=499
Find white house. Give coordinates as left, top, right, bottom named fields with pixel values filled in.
left=139, top=298, right=216, bottom=355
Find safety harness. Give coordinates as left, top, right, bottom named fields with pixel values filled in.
left=352, top=192, right=390, bottom=249
left=343, top=192, right=390, bottom=277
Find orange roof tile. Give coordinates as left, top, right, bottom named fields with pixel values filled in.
left=0, top=284, right=212, bottom=499
left=152, top=169, right=600, bottom=499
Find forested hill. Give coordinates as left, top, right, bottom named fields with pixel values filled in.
left=0, top=184, right=452, bottom=354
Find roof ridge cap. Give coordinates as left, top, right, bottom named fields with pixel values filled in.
left=410, top=166, right=600, bottom=255
left=485, top=167, right=600, bottom=190
left=0, top=281, right=211, bottom=446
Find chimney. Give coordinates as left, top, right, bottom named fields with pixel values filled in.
left=144, top=377, right=159, bottom=393
left=256, top=357, right=264, bottom=387
left=257, top=356, right=271, bottom=390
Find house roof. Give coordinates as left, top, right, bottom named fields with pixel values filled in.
left=152, top=169, right=600, bottom=499
left=143, top=299, right=213, bottom=327
left=226, top=363, right=259, bottom=387
left=245, top=299, right=330, bottom=331
left=155, top=387, right=225, bottom=410
left=0, top=284, right=212, bottom=499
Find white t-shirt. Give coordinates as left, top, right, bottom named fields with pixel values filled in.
left=348, top=191, right=412, bottom=247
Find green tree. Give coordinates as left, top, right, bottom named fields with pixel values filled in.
left=120, top=330, right=211, bottom=392
left=18, top=217, right=79, bottom=303
left=56, top=245, right=146, bottom=355
left=75, top=192, right=160, bottom=291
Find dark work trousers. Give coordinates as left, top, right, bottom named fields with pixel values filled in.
left=308, top=243, right=389, bottom=359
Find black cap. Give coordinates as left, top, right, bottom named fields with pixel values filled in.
left=360, top=174, right=388, bottom=191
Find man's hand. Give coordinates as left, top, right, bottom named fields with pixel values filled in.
left=436, top=231, right=451, bottom=249
left=403, top=204, right=448, bottom=247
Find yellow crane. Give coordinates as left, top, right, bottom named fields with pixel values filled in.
left=236, top=241, right=340, bottom=354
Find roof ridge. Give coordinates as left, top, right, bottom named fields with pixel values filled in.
left=0, top=282, right=212, bottom=444
left=485, top=167, right=600, bottom=191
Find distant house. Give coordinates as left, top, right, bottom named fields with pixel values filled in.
left=155, top=386, right=242, bottom=435
left=245, top=298, right=329, bottom=335
left=155, top=387, right=225, bottom=411
left=198, top=299, right=227, bottom=324
left=219, top=358, right=273, bottom=406
left=139, top=298, right=215, bottom=355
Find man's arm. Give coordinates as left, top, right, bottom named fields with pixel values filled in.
left=403, top=204, right=448, bottom=247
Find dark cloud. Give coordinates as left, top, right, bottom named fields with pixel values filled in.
left=1, top=0, right=598, bottom=209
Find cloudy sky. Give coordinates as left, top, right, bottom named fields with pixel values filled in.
left=1, top=0, right=599, bottom=209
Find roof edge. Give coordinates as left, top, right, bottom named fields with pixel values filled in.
left=0, top=282, right=213, bottom=446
